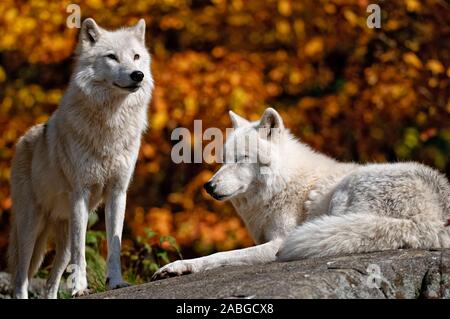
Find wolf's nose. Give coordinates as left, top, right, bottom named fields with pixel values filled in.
left=203, top=181, right=215, bottom=195
left=130, top=71, right=144, bottom=82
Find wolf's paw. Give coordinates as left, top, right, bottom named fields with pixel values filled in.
left=304, top=200, right=313, bottom=211
left=152, top=260, right=195, bottom=281
left=106, top=278, right=131, bottom=290
left=307, top=189, right=321, bottom=201
left=71, top=288, right=91, bottom=298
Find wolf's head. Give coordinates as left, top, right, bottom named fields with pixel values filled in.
left=204, top=108, right=287, bottom=201
left=73, top=18, right=153, bottom=102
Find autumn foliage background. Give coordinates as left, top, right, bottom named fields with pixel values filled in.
left=0, top=0, right=449, bottom=283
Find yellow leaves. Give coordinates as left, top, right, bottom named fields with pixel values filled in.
left=146, top=162, right=160, bottom=174
left=276, top=19, right=291, bottom=37
left=426, top=60, right=444, bottom=75
left=325, top=99, right=339, bottom=117
left=1, top=33, right=15, bottom=48
left=141, top=144, right=156, bottom=159
left=160, top=15, right=185, bottom=30
left=385, top=19, right=401, bottom=31
left=289, top=70, right=303, bottom=85
left=344, top=82, right=359, bottom=96
left=293, top=19, right=305, bottom=38
left=184, top=96, right=198, bottom=116
left=403, top=52, right=423, bottom=69
left=365, top=68, right=378, bottom=85
left=1, top=97, right=13, bottom=113
left=151, top=111, right=168, bottom=131
left=428, top=78, right=439, bottom=88
left=278, top=0, right=292, bottom=17
left=298, top=97, right=318, bottom=110
left=231, top=0, right=243, bottom=11
left=0, top=66, right=6, bottom=82
left=324, top=4, right=336, bottom=14
left=304, top=37, right=324, bottom=57
left=343, top=9, right=359, bottom=26
left=416, top=112, right=427, bottom=125
left=147, top=207, right=173, bottom=236
left=405, top=0, right=422, bottom=12
left=390, top=84, right=407, bottom=99
left=230, top=87, right=248, bottom=109
left=38, top=10, right=51, bottom=21
left=47, top=89, right=62, bottom=105
left=405, top=40, right=420, bottom=52
left=86, top=0, right=103, bottom=10
left=4, top=8, right=18, bottom=22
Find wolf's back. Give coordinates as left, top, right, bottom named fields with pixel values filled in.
left=277, top=163, right=450, bottom=261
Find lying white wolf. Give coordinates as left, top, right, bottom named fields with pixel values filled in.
left=154, top=107, right=450, bottom=279
left=9, top=18, right=153, bottom=298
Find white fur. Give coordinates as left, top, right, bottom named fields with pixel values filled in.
left=8, top=18, right=153, bottom=298
left=153, top=108, right=450, bottom=279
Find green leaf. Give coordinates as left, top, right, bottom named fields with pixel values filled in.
left=157, top=251, right=170, bottom=264
left=144, top=228, right=157, bottom=239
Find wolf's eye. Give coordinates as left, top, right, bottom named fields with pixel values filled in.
left=106, top=54, right=118, bottom=61
left=134, top=54, right=140, bottom=61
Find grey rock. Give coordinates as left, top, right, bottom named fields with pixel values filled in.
left=86, top=249, right=450, bottom=299
left=0, top=272, right=47, bottom=299
left=2, top=249, right=449, bottom=299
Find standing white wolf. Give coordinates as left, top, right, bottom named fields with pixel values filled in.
left=8, top=18, right=153, bottom=298
left=154, top=107, right=450, bottom=279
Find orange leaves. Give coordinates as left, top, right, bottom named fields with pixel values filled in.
left=147, top=207, right=174, bottom=236
left=426, top=60, right=445, bottom=75
left=304, top=37, right=324, bottom=58
left=403, top=52, right=423, bottom=70
left=278, top=0, right=292, bottom=17
left=405, top=0, right=422, bottom=13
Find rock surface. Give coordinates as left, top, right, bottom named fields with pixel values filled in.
left=88, top=249, right=450, bottom=299
left=1, top=249, right=449, bottom=299
left=0, top=272, right=47, bottom=299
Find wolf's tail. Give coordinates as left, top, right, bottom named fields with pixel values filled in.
left=8, top=123, right=49, bottom=284
left=7, top=217, right=18, bottom=282
left=277, top=212, right=445, bottom=261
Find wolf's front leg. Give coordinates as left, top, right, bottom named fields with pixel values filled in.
left=69, top=192, right=90, bottom=297
left=105, top=187, right=129, bottom=290
left=153, top=239, right=282, bottom=280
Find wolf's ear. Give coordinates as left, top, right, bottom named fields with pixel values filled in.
left=133, top=19, right=146, bottom=43
left=80, top=18, right=102, bottom=47
left=258, top=108, right=284, bottom=140
left=229, top=111, right=249, bottom=128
